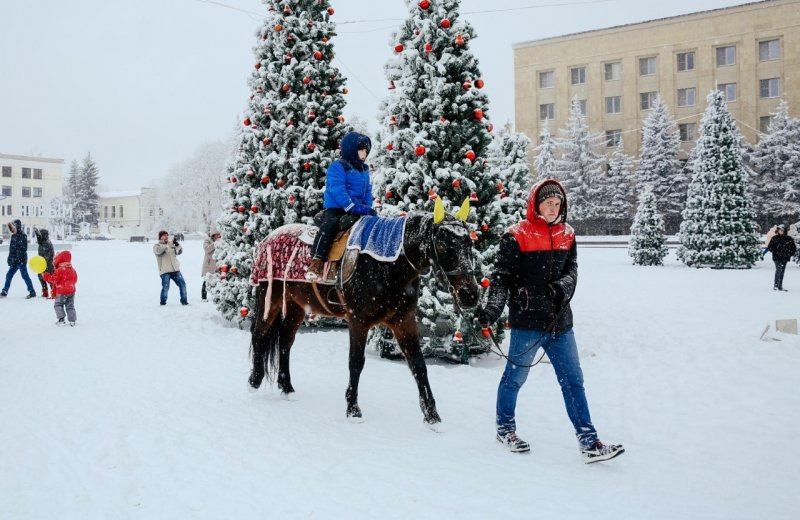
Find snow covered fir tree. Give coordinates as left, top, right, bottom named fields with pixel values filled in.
left=488, top=126, right=533, bottom=221
left=636, top=95, right=684, bottom=234
left=629, top=187, right=668, bottom=266
left=65, top=153, right=100, bottom=232
left=553, top=99, right=606, bottom=232
left=677, top=90, right=760, bottom=268
left=369, top=0, right=513, bottom=361
left=533, top=122, right=556, bottom=181
left=748, top=99, right=800, bottom=228
left=209, top=0, right=348, bottom=323
left=599, top=138, right=636, bottom=234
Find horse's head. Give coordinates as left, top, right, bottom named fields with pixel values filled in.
left=427, top=198, right=481, bottom=311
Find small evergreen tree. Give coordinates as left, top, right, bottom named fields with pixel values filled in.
left=208, top=0, right=347, bottom=323
left=72, top=153, right=99, bottom=226
left=677, top=91, right=760, bottom=268
left=594, top=138, right=635, bottom=234
left=629, top=187, right=668, bottom=265
left=489, top=127, right=533, bottom=221
left=636, top=95, right=684, bottom=232
left=533, top=122, right=556, bottom=181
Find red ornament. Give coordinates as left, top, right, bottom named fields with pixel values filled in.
left=230, top=267, right=238, bottom=274
left=308, top=143, right=316, bottom=151
left=288, top=195, right=295, bottom=204
left=455, top=34, right=464, bottom=46
left=308, top=110, right=316, bottom=120
left=240, top=307, right=249, bottom=317
left=463, top=80, right=472, bottom=90
left=388, top=80, right=396, bottom=90
left=230, top=177, right=237, bottom=183
left=251, top=205, right=258, bottom=213
left=282, top=84, right=290, bottom=92
left=246, top=169, right=254, bottom=177
left=303, top=162, right=311, bottom=171
left=238, top=205, right=246, bottom=213
left=474, top=109, right=484, bottom=120
left=303, top=76, right=311, bottom=84
left=470, top=231, right=478, bottom=241
left=389, top=116, right=397, bottom=126
left=325, top=118, right=334, bottom=126
left=470, top=192, right=478, bottom=202
left=277, top=179, right=286, bottom=187
left=243, top=227, right=249, bottom=233
left=275, top=24, right=283, bottom=32
left=475, top=79, right=485, bottom=89
left=327, top=7, right=334, bottom=15
left=452, top=179, right=461, bottom=188
left=243, top=118, right=251, bottom=126
left=314, top=51, right=323, bottom=60
left=424, top=42, right=432, bottom=53
left=480, top=277, right=491, bottom=288
left=428, top=189, right=437, bottom=200
left=415, top=145, right=426, bottom=156
left=394, top=43, right=404, bottom=53
left=387, top=143, right=394, bottom=151
left=465, top=150, right=476, bottom=162
left=482, top=328, right=492, bottom=338
left=255, top=63, right=261, bottom=70
left=500, top=193, right=508, bottom=199
left=219, top=265, right=229, bottom=273
left=497, top=182, right=504, bottom=192
left=322, top=37, right=329, bottom=43
left=286, top=120, right=294, bottom=126
left=284, top=52, right=293, bottom=64
left=419, top=0, right=431, bottom=9
left=440, top=117, right=447, bottom=123
left=481, top=223, right=489, bottom=231
left=505, top=320, right=511, bottom=330
left=453, top=331, right=463, bottom=342
left=487, top=123, right=494, bottom=132
left=283, top=4, right=292, bottom=14
left=337, top=115, right=345, bottom=123
left=386, top=190, right=393, bottom=198
left=261, top=175, right=270, bottom=184
left=342, top=88, right=348, bottom=94
left=440, top=18, right=451, bottom=28
left=262, top=138, right=271, bottom=146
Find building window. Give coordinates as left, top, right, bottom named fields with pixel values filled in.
left=1, top=166, right=10, bottom=178
left=570, top=66, right=586, bottom=85
left=760, top=116, right=773, bottom=133
left=32, top=187, right=42, bottom=198
left=718, top=83, right=737, bottom=102
left=759, top=78, right=780, bottom=98
left=22, top=187, right=31, bottom=198
left=606, top=129, right=622, bottom=147
left=759, top=39, right=780, bottom=61
left=119, top=206, right=124, bottom=218
left=22, top=168, right=32, bottom=179
left=112, top=206, right=116, bottom=218
left=679, top=123, right=696, bottom=142
left=677, top=51, right=695, bottom=72
left=1, top=186, right=10, bottom=196
left=605, top=96, right=622, bottom=114
left=677, top=87, right=696, bottom=107
left=716, top=45, right=736, bottom=66
left=576, top=99, right=587, bottom=115
left=640, top=91, right=658, bottom=110
left=104, top=206, right=108, bottom=219
left=639, top=57, right=656, bottom=76
left=539, top=103, right=555, bottom=121
left=4, top=205, right=11, bottom=216
left=33, top=169, right=43, bottom=180
left=539, top=70, right=555, bottom=89
left=604, top=62, right=620, bottom=81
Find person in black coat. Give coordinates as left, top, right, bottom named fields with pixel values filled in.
left=34, top=227, right=56, bottom=298
left=1, top=219, right=36, bottom=298
left=767, top=224, right=797, bottom=291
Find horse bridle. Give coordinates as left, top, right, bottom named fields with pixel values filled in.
left=429, top=221, right=476, bottom=314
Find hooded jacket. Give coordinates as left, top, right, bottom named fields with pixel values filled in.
left=483, top=179, right=577, bottom=332
left=35, top=228, right=55, bottom=273
left=44, top=250, right=78, bottom=295
left=6, top=219, right=28, bottom=266
left=153, top=239, right=183, bottom=275
left=323, top=132, right=373, bottom=211
left=767, top=232, right=797, bottom=262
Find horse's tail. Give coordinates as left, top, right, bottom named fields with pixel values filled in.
left=250, top=283, right=282, bottom=387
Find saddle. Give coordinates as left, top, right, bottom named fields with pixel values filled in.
left=302, top=213, right=361, bottom=287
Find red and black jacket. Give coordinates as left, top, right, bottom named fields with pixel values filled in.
left=483, top=179, right=577, bottom=332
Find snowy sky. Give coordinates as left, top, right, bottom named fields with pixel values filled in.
left=0, top=0, right=750, bottom=191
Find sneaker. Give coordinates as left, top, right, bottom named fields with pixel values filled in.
left=55, top=318, right=66, bottom=326
left=26, top=293, right=36, bottom=299
left=0, top=290, right=6, bottom=297
left=69, top=321, right=76, bottom=327
left=201, top=298, right=208, bottom=302
left=581, top=440, right=625, bottom=464
left=305, top=258, right=324, bottom=281
left=496, top=431, right=531, bottom=453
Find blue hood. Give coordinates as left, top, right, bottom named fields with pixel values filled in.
left=340, top=132, right=371, bottom=171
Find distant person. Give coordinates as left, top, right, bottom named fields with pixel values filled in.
left=34, top=227, right=55, bottom=298
left=44, top=250, right=78, bottom=326
left=153, top=230, right=188, bottom=306
left=1, top=219, right=36, bottom=299
left=201, top=230, right=221, bottom=302
left=767, top=224, right=796, bottom=291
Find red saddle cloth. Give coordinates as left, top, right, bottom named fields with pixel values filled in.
left=250, top=224, right=313, bottom=286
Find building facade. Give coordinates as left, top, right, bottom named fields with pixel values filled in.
left=514, top=0, right=800, bottom=160
left=0, top=153, right=65, bottom=239
left=98, top=187, right=159, bottom=238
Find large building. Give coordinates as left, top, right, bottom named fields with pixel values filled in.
left=0, top=153, right=65, bottom=239
left=514, top=0, right=800, bottom=160
left=98, top=188, right=159, bottom=238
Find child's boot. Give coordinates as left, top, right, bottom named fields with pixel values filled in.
left=42, top=286, right=49, bottom=298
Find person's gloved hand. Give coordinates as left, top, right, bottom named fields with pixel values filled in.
left=173, top=237, right=180, bottom=247
left=350, top=204, right=374, bottom=215
left=547, top=283, right=564, bottom=308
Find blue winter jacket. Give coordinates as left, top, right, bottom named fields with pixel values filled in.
left=7, top=219, right=28, bottom=266
left=323, top=132, right=373, bottom=211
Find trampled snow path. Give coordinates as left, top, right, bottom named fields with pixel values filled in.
left=1, top=240, right=798, bottom=519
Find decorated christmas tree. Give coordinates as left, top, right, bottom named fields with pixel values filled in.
left=677, top=91, right=760, bottom=268
left=629, top=187, right=668, bottom=266
left=636, top=95, right=684, bottom=233
left=370, top=0, right=508, bottom=361
left=208, top=0, right=348, bottom=323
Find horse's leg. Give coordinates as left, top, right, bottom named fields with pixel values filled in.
left=276, top=302, right=306, bottom=396
left=389, top=312, right=442, bottom=426
left=249, top=286, right=280, bottom=390
left=345, top=322, right=370, bottom=420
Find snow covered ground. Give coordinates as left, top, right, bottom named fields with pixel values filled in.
left=2, top=239, right=798, bottom=519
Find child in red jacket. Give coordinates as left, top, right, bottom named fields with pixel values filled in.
left=43, top=250, right=78, bottom=326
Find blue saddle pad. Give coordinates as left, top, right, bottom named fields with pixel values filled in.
left=346, top=215, right=407, bottom=261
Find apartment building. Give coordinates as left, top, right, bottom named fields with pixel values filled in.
left=514, top=0, right=800, bottom=160
left=0, top=153, right=65, bottom=238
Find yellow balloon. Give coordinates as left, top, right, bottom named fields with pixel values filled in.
left=29, top=255, right=47, bottom=274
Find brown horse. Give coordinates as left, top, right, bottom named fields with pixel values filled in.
left=248, top=210, right=480, bottom=428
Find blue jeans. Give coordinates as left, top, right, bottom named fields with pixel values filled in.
left=160, top=271, right=187, bottom=305
left=496, top=328, right=598, bottom=448
left=3, top=263, right=36, bottom=294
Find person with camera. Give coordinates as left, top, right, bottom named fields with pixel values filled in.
left=153, top=230, right=188, bottom=306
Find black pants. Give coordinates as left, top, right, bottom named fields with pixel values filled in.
left=201, top=281, right=207, bottom=300
left=311, top=208, right=345, bottom=260
left=774, top=261, right=788, bottom=289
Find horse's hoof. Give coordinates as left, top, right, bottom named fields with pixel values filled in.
left=347, top=415, right=366, bottom=424
left=424, top=420, right=445, bottom=433
left=282, top=391, right=298, bottom=401
left=247, top=377, right=261, bottom=393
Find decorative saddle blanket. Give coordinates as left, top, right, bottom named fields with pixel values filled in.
left=346, top=215, right=407, bottom=261
left=250, top=224, right=313, bottom=285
